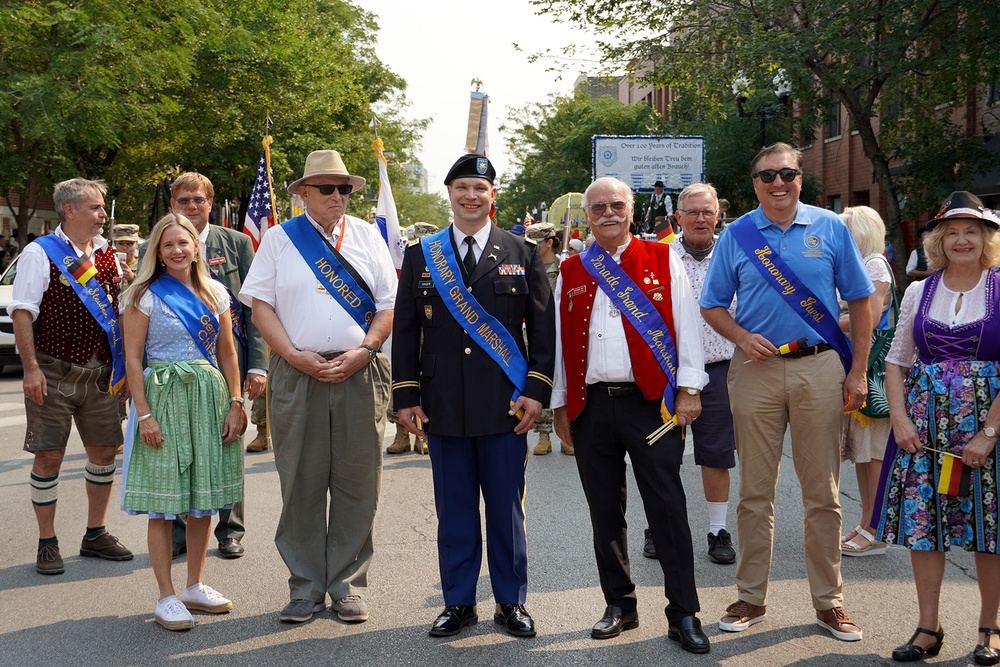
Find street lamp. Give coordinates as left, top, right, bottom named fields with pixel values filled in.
left=732, top=70, right=792, bottom=148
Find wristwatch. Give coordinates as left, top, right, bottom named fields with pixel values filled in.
left=361, top=344, right=378, bottom=361
left=984, top=426, right=998, bottom=439
left=679, top=386, right=700, bottom=396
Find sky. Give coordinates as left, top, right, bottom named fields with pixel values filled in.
left=361, top=0, right=598, bottom=198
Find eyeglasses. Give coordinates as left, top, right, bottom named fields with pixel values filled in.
left=752, top=168, right=802, bottom=183
left=175, top=196, right=210, bottom=206
left=679, top=209, right=717, bottom=219
left=587, top=201, right=628, bottom=215
left=303, top=183, right=353, bottom=196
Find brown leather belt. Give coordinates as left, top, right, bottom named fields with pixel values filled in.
left=320, top=351, right=346, bottom=360
left=782, top=343, right=832, bottom=359
left=588, top=382, right=640, bottom=397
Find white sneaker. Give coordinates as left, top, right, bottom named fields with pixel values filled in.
left=155, top=595, right=194, bottom=631
left=180, top=582, right=233, bottom=614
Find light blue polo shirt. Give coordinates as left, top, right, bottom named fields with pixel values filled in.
left=700, top=203, right=874, bottom=346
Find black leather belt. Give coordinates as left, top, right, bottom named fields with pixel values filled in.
left=320, top=351, right=346, bottom=360
left=782, top=343, right=832, bottom=359
left=588, top=382, right=639, bottom=397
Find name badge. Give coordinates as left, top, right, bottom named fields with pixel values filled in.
left=209, top=257, right=227, bottom=266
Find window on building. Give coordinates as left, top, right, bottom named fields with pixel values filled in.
left=827, top=92, right=842, bottom=139
left=829, top=195, right=842, bottom=214
left=990, top=81, right=1000, bottom=106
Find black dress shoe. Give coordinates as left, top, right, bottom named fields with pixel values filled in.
left=429, top=605, right=477, bottom=637
left=891, top=626, right=944, bottom=661
left=494, top=603, right=536, bottom=638
left=218, top=538, right=245, bottom=559
left=643, top=528, right=658, bottom=559
left=974, top=627, right=1000, bottom=666
left=591, top=604, right=639, bottom=639
left=171, top=542, right=186, bottom=560
left=668, top=615, right=711, bottom=654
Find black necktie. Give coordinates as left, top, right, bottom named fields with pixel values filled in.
left=463, top=236, right=477, bottom=279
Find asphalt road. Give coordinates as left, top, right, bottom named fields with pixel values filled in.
left=0, top=364, right=988, bottom=666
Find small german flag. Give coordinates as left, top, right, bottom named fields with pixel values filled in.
left=655, top=218, right=676, bottom=244
left=937, top=455, right=971, bottom=496
left=778, top=337, right=809, bottom=356
left=67, top=254, right=98, bottom=285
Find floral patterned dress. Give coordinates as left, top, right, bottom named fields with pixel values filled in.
left=876, top=270, right=1000, bottom=553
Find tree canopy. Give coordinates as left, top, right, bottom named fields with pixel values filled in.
left=497, top=90, right=668, bottom=228
left=533, top=0, right=1000, bottom=254
left=0, top=0, right=425, bottom=241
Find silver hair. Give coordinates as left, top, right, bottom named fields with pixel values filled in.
left=582, top=177, right=634, bottom=209
left=53, top=178, right=108, bottom=223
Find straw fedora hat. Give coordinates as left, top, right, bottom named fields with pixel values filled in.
left=287, top=150, right=367, bottom=194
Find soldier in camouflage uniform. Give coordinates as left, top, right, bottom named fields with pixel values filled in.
left=386, top=222, right=440, bottom=455
left=525, top=223, right=571, bottom=455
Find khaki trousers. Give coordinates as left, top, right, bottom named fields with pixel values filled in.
left=728, top=347, right=846, bottom=610
left=269, top=351, right=390, bottom=602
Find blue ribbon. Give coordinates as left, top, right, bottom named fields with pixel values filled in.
left=420, top=228, right=527, bottom=411
left=282, top=215, right=376, bottom=331
left=35, top=235, right=126, bottom=393
left=149, top=274, right=220, bottom=368
left=728, top=220, right=852, bottom=372
left=579, top=241, right=680, bottom=420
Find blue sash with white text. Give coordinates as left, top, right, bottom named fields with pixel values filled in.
left=420, top=229, right=528, bottom=414
left=149, top=274, right=220, bottom=368
left=36, top=235, right=126, bottom=393
left=282, top=215, right=376, bottom=331
left=580, top=241, right=680, bottom=422
left=729, top=220, right=852, bottom=372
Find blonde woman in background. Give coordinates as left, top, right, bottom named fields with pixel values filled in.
left=839, top=206, right=894, bottom=557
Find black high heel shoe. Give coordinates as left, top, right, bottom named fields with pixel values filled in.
left=975, top=627, right=1000, bottom=666
left=892, top=627, right=945, bottom=662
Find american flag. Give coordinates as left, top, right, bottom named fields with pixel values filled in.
left=243, top=137, right=276, bottom=250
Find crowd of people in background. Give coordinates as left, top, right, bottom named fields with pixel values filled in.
left=10, top=142, right=1000, bottom=665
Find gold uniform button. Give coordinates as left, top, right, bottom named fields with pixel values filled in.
left=464, top=347, right=472, bottom=355
left=511, top=287, right=516, bottom=293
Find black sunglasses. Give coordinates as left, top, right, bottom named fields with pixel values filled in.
left=752, top=168, right=802, bottom=183
left=303, top=183, right=353, bottom=195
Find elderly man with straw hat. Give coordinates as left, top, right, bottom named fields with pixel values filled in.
left=240, top=149, right=396, bottom=625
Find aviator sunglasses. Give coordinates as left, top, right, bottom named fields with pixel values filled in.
left=587, top=200, right=628, bottom=215
left=752, top=168, right=802, bottom=184
left=303, top=183, right=353, bottom=195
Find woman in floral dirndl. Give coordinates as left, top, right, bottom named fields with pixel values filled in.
left=876, top=192, right=1000, bottom=665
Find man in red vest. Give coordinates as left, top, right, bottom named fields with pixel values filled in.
left=11, top=178, right=133, bottom=575
left=553, top=176, right=710, bottom=654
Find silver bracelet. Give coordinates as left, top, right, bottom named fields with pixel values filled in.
left=138, top=413, right=153, bottom=422
left=230, top=396, right=246, bottom=407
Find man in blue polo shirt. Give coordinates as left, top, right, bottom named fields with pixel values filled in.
left=700, top=143, right=873, bottom=643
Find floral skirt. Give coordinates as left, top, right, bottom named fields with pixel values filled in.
left=122, top=360, right=243, bottom=515
left=876, top=360, right=999, bottom=553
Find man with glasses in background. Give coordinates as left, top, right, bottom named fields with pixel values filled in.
left=240, top=150, right=395, bottom=625
left=141, top=172, right=268, bottom=561
left=700, top=143, right=873, bottom=642
left=552, top=177, right=710, bottom=654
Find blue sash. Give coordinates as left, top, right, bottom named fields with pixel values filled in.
left=149, top=274, right=220, bottom=368
left=282, top=215, right=376, bottom=331
left=420, top=229, right=528, bottom=413
left=36, top=235, right=126, bottom=393
left=579, top=241, right=680, bottom=422
left=728, top=219, right=852, bottom=372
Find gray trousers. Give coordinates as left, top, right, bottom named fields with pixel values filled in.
left=269, top=351, right=389, bottom=602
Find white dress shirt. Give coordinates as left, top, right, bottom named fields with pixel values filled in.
left=239, top=213, right=397, bottom=353
left=551, top=236, right=708, bottom=409
left=450, top=223, right=493, bottom=264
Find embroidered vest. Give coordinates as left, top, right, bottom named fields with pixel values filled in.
left=36, top=246, right=121, bottom=365
left=560, top=239, right=676, bottom=420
